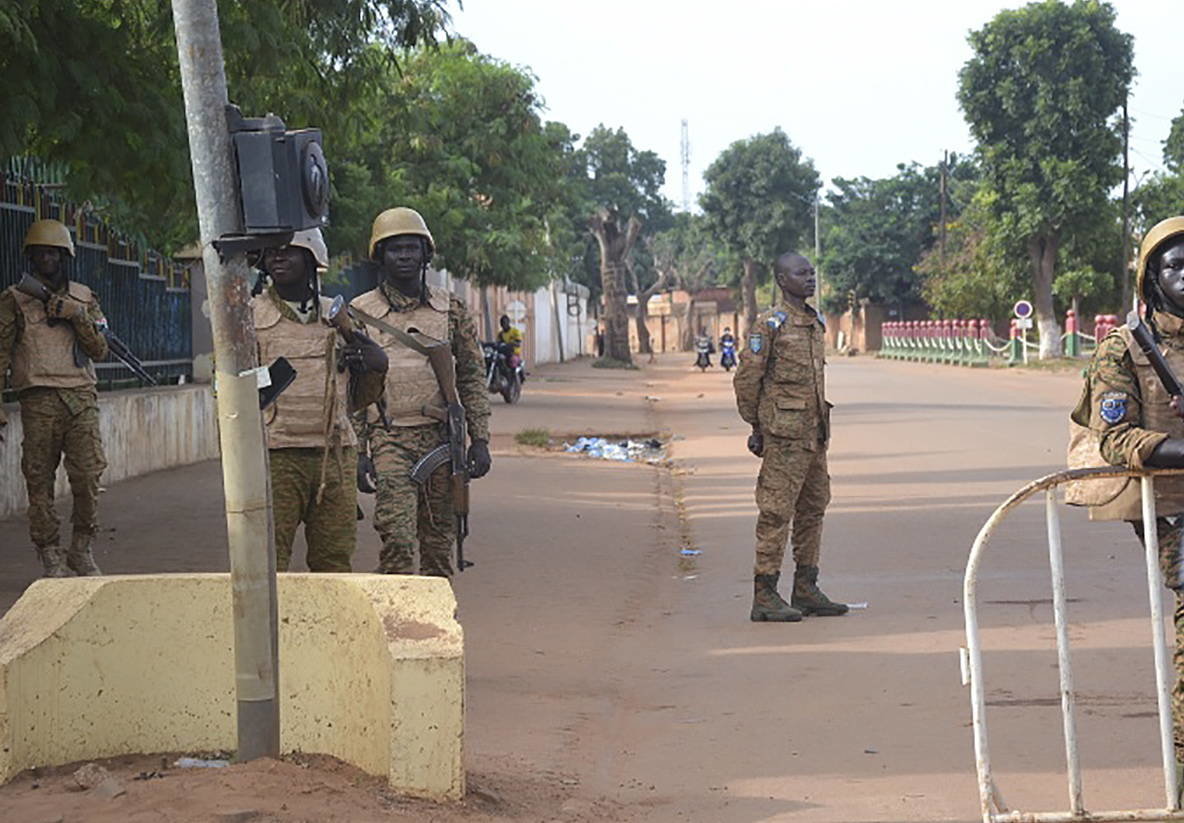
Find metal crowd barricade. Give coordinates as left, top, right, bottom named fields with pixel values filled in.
left=964, top=467, right=1184, bottom=823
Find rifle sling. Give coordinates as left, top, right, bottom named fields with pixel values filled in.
left=348, top=306, right=439, bottom=356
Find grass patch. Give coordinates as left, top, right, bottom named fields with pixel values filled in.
left=591, top=356, right=638, bottom=370
left=514, top=428, right=551, bottom=448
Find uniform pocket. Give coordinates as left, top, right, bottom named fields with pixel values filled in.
left=767, top=396, right=809, bottom=439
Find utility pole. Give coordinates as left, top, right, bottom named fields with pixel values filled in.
left=814, top=191, right=824, bottom=298
left=939, top=150, right=948, bottom=278
left=680, top=119, right=691, bottom=212
left=171, top=0, right=280, bottom=761
left=1122, top=98, right=1132, bottom=311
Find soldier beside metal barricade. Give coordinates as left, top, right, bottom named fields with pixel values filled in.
left=1070, top=215, right=1184, bottom=792
left=350, top=207, right=491, bottom=577
left=0, top=219, right=111, bottom=576
left=250, top=228, right=387, bottom=571
left=733, top=251, right=848, bottom=622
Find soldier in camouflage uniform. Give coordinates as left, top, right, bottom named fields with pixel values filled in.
left=734, top=252, right=847, bottom=622
left=0, top=219, right=109, bottom=577
left=1074, top=216, right=1184, bottom=769
left=253, top=229, right=387, bottom=572
left=351, top=208, right=491, bottom=577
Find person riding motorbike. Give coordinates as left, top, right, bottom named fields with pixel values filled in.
left=496, top=314, right=523, bottom=372
left=719, top=326, right=737, bottom=371
left=694, top=328, right=714, bottom=370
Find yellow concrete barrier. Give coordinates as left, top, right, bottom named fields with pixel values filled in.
left=0, top=574, right=463, bottom=800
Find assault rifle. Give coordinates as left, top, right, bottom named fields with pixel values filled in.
left=1127, top=310, right=1184, bottom=400
left=16, top=274, right=156, bottom=385
left=351, top=304, right=473, bottom=573
left=324, top=295, right=391, bottom=431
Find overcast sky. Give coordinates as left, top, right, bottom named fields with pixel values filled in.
left=451, top=0, right=1180, bottom=208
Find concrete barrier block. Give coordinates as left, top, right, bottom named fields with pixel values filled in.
left=0, top=574, right=463, bottom=800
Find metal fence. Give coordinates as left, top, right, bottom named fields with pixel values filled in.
left=1, top=163, right=192, bottom=396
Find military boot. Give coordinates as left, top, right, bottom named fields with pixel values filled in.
left=35, top=545, right=72, bottom=578
left=66, top=533, right=103, bottom=576
left=751, top=573, right=803, bottom=622
left=791, top=565, right=848, bottom=616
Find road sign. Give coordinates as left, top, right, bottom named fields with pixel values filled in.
left=1013, top=300, right=1034, bottom=319
left=506, top=299, right=527, bottom=323
left=1015, top=317, right=1034, bottom=330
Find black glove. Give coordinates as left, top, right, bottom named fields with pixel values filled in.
left=356, top=453, right=376, bottom=493
left=342, top=331, right=388, bottom=375
left=468, top=439, right=492, bottom=479
left=746, top=430, right=764, bottom=458
left=1147, top=437, right=1184, bottom=468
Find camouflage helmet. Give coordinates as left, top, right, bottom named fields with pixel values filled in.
left=1137, top=216, right=1184, bottom=301
left=22, top=219, right=75, bottom=258
left=289, top=228, right=329, bottom=271
left=368, top=207, right=434, bottom=261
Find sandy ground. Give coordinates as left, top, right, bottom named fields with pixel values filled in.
left=0, top=352, right=1171, bottom=822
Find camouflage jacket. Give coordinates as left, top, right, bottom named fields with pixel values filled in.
left=733, top=298, right=829, bottom=449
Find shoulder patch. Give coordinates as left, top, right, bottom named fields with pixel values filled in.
left=767, top=311, right=787, bottom=330
left=1099, top=391, right=1128, bottom=425
left=748, top=332, right=764, bottom=354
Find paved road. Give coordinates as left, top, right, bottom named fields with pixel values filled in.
left=0, top=353, right=1170, bottom=822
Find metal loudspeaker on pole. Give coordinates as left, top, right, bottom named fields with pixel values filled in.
left=171, top=0, right=328, bottom=762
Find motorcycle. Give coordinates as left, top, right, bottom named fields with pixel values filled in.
left=719, top=338, right=737, bottom=371
left=694, top=337, right=713, bottom=372
left=483, top=341, right=524, bottom=404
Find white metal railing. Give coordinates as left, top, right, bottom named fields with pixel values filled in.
left=964, top=466, right=1184, bottom=823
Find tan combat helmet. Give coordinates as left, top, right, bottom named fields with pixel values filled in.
left=368, top=207, right=434, bottom=261
left=22, top=219, right=75, bottom=258
left=289, top=228, right=329, bottom=271
left=1137, top=216, right=1184, bottom=301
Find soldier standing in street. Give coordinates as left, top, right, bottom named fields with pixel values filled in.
left=253, top=229, right=387, bottom=571
left=733, top=251, right=847, bottom=622
left=1073, top=216, right=1184, bottom=775
left=0, top=219, right=108, bottom=577
left=351, top=207, right=491, bottom=577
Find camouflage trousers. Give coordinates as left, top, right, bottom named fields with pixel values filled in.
left=269, top=446, right=356, bottom=572
left=369, top=423, right=455, bottom=577
left=1133, top=518, right=1184, bottom=758
left=754, top=437, right=830, bottom=577
left=18, top=387, right=106, bottom=548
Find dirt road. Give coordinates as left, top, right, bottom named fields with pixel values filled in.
left=0, top=353, right=1170, bottom=822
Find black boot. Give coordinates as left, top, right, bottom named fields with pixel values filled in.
left=751, top=573, right=803, bottom=622
left=791, top=565, right=848, bottom=616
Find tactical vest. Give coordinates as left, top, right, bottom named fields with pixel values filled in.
left=1067, top=326, right=1184, bottom=521
left=253, top=293, right=356, bottom=449
left=350, top=286, right=450, bottom=427
left=756, top=305, right=829, bottom=449
left=8, top=281, right=98, bottom=392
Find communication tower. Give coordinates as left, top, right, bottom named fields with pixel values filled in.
left=680, top=119, right=690, bottom=212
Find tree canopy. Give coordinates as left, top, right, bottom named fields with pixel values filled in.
left=957, top=0, right=1133, bottom=356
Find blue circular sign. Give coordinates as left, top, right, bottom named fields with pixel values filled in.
left=1013, top=300, right=1034, bottom=319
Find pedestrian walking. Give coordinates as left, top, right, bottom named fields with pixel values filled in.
left=0, top=219, right=109, bottom=576
left=252, top=229, right=387, bottom=571
left=351, top=207, right=491, bottom=577
left=733, top=251, right=847, bottom=622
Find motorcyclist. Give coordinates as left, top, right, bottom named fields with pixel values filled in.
left=694, top=327, right=714, bottom=369
left=719, top=326, right=737, bottom=369
left=496, top=314, right=523, bottom=371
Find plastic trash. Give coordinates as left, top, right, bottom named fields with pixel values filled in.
left=679, top=548, right=701, bottom=556
left=846, top=602, right=869, bottom=610
left=563, top=436, right=666, bottom=463
left=175, top=757, right=230, bottom=769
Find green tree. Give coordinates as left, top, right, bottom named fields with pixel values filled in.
left=578, top=125, right=668, bottom=365
left=958, top=0, right=1133, bottom=357
left=700, top=129, right=819, bottom=333
left=821, top=156, right=976, bottom=312
left=1165, top=106, right=1184, bottom=173
left=0, top=0, right=449, bottom=249
left=649, top=213, right=726, bottom=349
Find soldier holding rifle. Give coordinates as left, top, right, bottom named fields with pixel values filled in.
left=350, top=207, right=491, bottom=577
left=0, top=219, right=111, bottom=576
left=1074, top=216, right=1184, bottom=776
left=251, top=228, right=387, bottom=571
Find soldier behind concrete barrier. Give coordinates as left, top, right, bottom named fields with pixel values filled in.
left=351, top=207, right=491, bottom=577
left=733, top=251, right=847, bottom=622
left=0, top=219, right=109, bottom=577
left=1072, top=216, right=1184, bottom=776
left=252, top=229, right=387, bottom=571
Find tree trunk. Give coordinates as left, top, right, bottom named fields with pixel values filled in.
left=680, top=295, right=697, bottom=351
left=741, top=258, right=760, bottom=333
left=631, top=267, right=669, bottom=361
left=589, top=210, right=643, bottom=365
left=1028, top=231, right=1063, bottom=359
